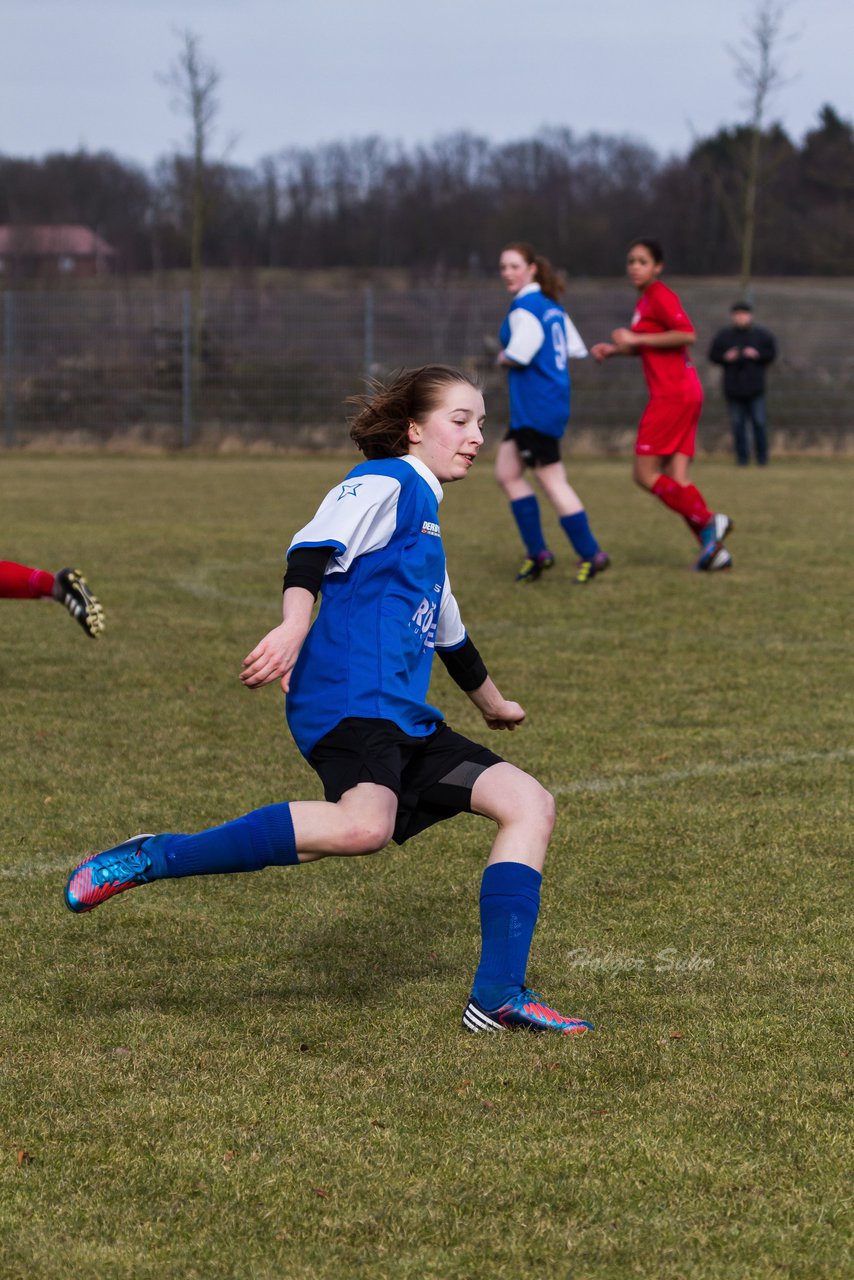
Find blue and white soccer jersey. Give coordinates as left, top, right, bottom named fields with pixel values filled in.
left=285, top=455, right=468, bottom=758
left=500, top=283, right=588, bottom=436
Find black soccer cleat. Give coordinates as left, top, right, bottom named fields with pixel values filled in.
left=54, top=568, right=105, bottom=638
left=573, top=550, right=611, bottom=585
left=515, top=550, right=556, bottom=583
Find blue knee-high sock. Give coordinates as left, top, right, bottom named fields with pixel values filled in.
left=145, top=803, right=298, bottom=878
left=510, top=496, right=547, bottom=558
left=560, top=511, right=600, bottom=559
left=471, top=861, right=542, bottom=1010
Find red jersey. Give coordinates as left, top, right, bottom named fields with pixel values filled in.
left=631, top=280, right=697, bottom=399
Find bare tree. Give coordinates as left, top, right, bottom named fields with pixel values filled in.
left=159, top=29, right=221, bottom=390
left=728, top=2, right=795, bottom=294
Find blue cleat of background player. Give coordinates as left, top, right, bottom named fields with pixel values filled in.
left=695, top=513, right=734, bottom=571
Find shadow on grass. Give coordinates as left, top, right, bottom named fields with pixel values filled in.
left=51, top=874, right=464, bottom=1019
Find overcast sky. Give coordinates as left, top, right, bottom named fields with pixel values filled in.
left=4, top=0, right=849, bottom=169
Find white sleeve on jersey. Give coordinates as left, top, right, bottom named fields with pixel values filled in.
left=435, top=571, right=467, bottom=650
left=503, top=308, right=545, bottom=365
left=288, top=473, right=402, bottom=573
left=564, top=314, right=588, bottom=359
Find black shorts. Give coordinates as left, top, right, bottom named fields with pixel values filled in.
left=307, top=717, right=504, bottom=845
left=504, top=426, right=562, bottom=468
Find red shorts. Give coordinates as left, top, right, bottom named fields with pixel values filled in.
left=635, top=381, right=703, bottom=459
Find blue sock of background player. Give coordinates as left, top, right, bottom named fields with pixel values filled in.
left=510, top=494, right=548, bottom=559
left=509, top=496, right=601, bottom=563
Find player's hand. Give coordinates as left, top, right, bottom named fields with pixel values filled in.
left=482, top=699, right=526, bottom=731
left=724, top=346, right=740, bottom=361
left=611, top=327, right=637, bottom=351
left=240, top=623, right=302, bottom=692
left=590, top=342, right=616, bottom=362
left=743, top=346, right=760, bottom=359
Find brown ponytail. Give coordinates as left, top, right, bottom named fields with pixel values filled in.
left=502, top=241, right=565, bottom=301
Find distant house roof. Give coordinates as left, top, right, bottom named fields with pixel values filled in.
left=0, top=225, right=115, bottom=257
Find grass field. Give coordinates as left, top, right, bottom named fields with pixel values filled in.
left=1, top=454, right=851, bottom=1280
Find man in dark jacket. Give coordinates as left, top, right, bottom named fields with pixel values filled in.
left=708, top=302, right=777, bottom=465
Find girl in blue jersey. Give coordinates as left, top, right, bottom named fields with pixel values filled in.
left=496, top=242, right=609, bottom=585
left=64, top=366, right=592, bottom=1038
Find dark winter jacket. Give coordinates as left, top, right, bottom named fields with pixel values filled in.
left=708, top=324, right=777, bottom=398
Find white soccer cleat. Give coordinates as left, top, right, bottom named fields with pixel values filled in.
left=705, top=546, right=733, bottom=572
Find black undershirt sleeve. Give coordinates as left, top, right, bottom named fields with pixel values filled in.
left=282, top=546, right=335, bottom=598
left=437, top=635, right=488, bottom=692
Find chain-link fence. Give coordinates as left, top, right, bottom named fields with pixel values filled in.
left=3, top=281, right=853, bottom=450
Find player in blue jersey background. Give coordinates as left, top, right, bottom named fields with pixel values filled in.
left=496, top=242, right=609, bottom=586
left=65, top=365, right=593, bottom=1037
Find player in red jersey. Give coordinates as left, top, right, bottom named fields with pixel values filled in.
left=0, top=561, right=104, bottom=636
left=590, top=239, right=733, bottom=571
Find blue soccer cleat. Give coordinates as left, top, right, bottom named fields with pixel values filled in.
left=702, top=513, right=733, bottom=547
left=462, top=989, right=594, bottom=1035
left=704, top=546, right=733, bottom=572
left=64, top=834, right=156, bottom=913
left=695, top=514, right=733, bottom=571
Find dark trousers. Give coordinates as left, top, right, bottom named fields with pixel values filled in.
left=728, top=395, right=768, bottom=465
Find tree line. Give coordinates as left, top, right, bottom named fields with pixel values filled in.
left=1, top=105, right=852, bottom=277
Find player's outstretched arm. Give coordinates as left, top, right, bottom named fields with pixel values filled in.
left=496, top=350, right=524, bottom=368
left=614, top=326, right=695, bottom=350
left=466, top=676, right=526, bottom=731
left=240, top=587, right=314, bottom=692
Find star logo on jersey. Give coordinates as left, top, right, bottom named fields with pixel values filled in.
left=337, top=481, right=363, bottom=501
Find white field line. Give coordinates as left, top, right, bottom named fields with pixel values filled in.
left=1, top=748, right=850, bottom=881
left=551, top=747, right=854, bottom=795
left=175, top=563, right=279, bottom=612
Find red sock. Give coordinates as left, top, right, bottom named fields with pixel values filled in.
left=651, top=477, right=711, bottom=541
left=0, top=561, right=55, bottom=599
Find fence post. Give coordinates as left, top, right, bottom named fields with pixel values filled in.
left=3, top=291, right=15, bottom=448
left=363, top=285, right=375, bottom=383
left=181, top=289, right=192, bottom=448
